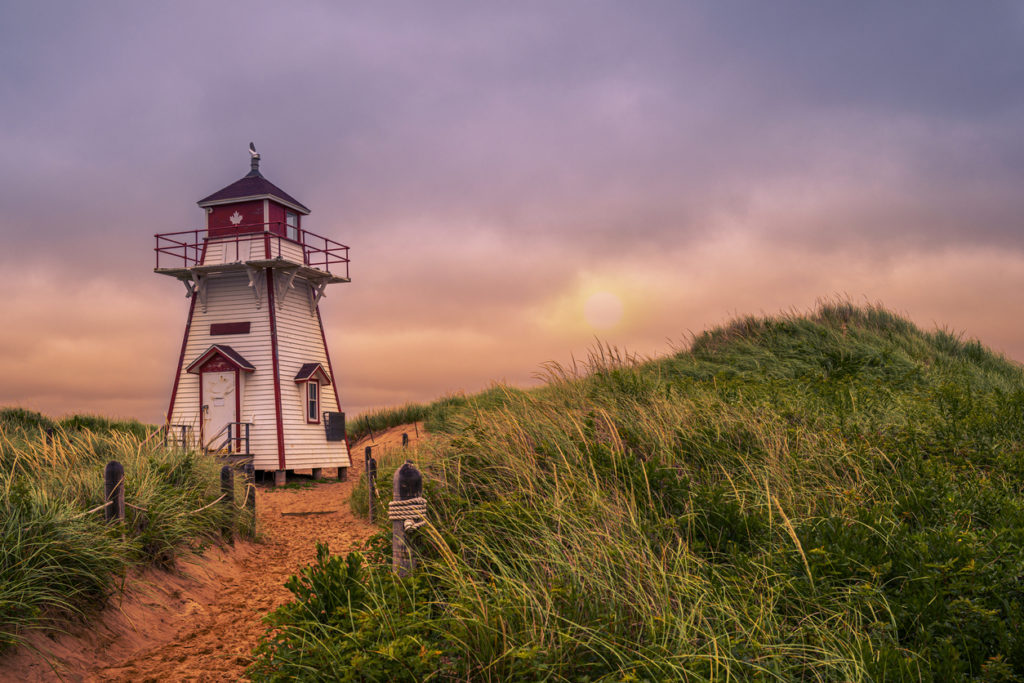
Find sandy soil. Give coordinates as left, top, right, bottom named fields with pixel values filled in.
left=0, top=424, right=425, bottom=683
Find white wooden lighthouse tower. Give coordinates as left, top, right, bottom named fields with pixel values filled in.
left=155, top=145, right=351, bottom=485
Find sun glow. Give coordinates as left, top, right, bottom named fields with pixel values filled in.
left=584, top=291, right=624, bottom=330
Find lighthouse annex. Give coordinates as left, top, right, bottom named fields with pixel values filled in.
left=155, top=145, right=351, bottom=484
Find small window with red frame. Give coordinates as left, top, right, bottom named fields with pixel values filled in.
left=306, top=381, right=319, bottom=423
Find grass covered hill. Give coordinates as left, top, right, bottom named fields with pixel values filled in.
left=254, top=303, right=1024, bottom=682
left=0, top=409, right=254, bottom=652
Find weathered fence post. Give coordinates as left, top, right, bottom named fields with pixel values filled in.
left=402, top=432, right=409, bottom=448
left=365, top=446, right=376, bottom=523
left=391, top=460, right=423, bottom=577
left=220, top=465, right=235, bottom=543
left=104, top=461, right=125, bottom=524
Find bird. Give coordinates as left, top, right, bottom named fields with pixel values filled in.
left=249, top=142, right=258, bottom=157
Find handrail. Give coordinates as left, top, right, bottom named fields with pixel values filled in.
left=204, top=421, right=252, bottom=455
left=155, top=223, right=350, bottom=279
left=164, top=424, right=193, bottom=448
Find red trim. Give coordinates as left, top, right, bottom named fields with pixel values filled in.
left=197, top=356, right=237, bottom=373
left=185, top=345, right=255, bottom=374
left=316, top=305, right=342, bottom=412
left=166, top=293, right=197, bottom=425
left=293, top=363, right=331, bottom=384
left=198, top=364, right=204, bottom=446
left=235, top=369, right=241, bottom=452
left=211, top=321, right=251, bottom=335
left=166, top=238, right=208, bottom=427
left=266, top=269, right=286, bottom=470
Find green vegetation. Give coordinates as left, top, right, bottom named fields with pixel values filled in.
left=0, top=409, right=254, bottom=651
left=348, top=403, right=432, bottom=443
left=252, top=303, right=1024, bottom=681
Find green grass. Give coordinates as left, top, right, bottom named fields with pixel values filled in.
left=251, top=302, right=1024, bottom=682
left=348, top=403, right=433, bottom=443
left=0, top=409, right=255, bottom=652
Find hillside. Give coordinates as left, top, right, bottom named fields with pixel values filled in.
left=0, top=409, right=255, bottom=655
left=253, top=303, right=1024, bottom=682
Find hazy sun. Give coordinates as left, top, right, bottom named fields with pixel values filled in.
left=584, top=291, right=624, bottom=330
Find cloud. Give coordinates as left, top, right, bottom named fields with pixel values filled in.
left=2, top=2, right=1023, bottom=420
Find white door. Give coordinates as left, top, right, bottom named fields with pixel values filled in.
left=202, top=371, right=236, bottom=450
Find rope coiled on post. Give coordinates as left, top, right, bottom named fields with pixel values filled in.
left=388, top=497, right=427, bottom=530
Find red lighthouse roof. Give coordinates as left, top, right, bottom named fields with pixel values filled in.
left=197, top=147, right=310, bottom=214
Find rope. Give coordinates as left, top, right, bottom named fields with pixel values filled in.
left=236, top=483, right=256, bottom=510
left=66, top=488, right=243, bottom=524
left=183, top=493, right=227, bottom=515
left=388, top=497, right=427, bottom=530
left=68, top=500, right=112, bottom=520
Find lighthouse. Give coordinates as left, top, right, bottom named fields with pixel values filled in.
left=155, top=145, right=351, bottom=485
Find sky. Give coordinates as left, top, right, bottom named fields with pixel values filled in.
left=2, top=2, right=1023, bottom=423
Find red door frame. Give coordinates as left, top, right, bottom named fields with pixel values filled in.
left=198, top=357, right=240, bottom=452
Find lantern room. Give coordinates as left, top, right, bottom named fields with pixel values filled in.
left=198, top=146, right=310, bottom=240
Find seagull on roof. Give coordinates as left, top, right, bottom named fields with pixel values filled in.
left=249, top=142, right=258, bottom=157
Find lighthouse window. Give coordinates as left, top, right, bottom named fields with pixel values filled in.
left=306, top=381, right=319, bottom=423
left=286, top=211, right=299, bottom=242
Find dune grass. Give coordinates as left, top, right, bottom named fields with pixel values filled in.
left=0, top=410, right=255, bottom=652
left=251, top=303, right=1024, bottom=681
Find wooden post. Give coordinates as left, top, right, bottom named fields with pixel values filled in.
left=365, top=446, right=375, bottom=524
left=392, top=460, right=422, bottom=576
left=104, top=461, right=125, bottom=524
left=221, top=465, right=234, bottom=543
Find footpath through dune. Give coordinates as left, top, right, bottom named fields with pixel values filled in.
left=1, top=424, right=424, bottom=683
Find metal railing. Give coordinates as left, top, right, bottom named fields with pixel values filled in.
left=204, top=422, right=252, bottom=455
left=155, top=222, right=350, bottom=279
left=164, top=424, right=194, bottom=449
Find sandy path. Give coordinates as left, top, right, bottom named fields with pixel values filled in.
left=1, top=424, right=424, bottom=683
left=89, top=474, right=375, bottom=682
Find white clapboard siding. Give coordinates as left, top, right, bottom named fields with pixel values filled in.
left=202, top=236, right=266, bottom=265
left=276, top=279, right=350, bottom=470
left=169, top=272, right=280, bottom=469
left=169, top=267, right=349, bottom=471
left=278, top=240, right=305, bottom=263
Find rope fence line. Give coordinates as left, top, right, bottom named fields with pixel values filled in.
left=68, top=500, right=112, bottom=520
left=182, top=493, right=227, bottom=516
left=55, top=462, right=258, bottom=538
left=68, top=490, right=240, bottom=521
